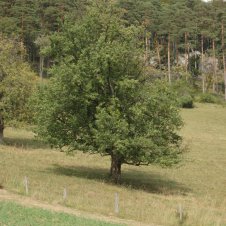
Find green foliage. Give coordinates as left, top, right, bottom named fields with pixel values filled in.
left=198, top=93, right=216, bottom=103
left=180, top=95, right=194, bottom=109
left=171, top=79, right=194, bottom=109
left=0, top=0, right=89, bottom=70
left=0, top=70, right=35, bottom=125
left=33, top=1, right=183, bottom=180
left=92, top=81, right=183, bottom=167
left=197, top=93, right=224, bottom=104
left=0, top=36, right=36, bottom=125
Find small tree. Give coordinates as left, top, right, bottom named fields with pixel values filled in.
left=34, top=1, right=183, bottom=183
left=0, top=35, right=36, bottom=142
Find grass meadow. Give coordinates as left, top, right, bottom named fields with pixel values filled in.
left=0, top=103, right=226, bottom=225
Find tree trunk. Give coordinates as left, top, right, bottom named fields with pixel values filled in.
left=173, top=42, right=176, bottom=65
left=176, top=42, right=179, bottom=66
left=39, top=56, right=44, bottom=81
left=168, top=33, right=171, bottom=84
left=223, top=45, right=226, bottom=102
left=201, top=35, right=205, bottom=93
left=110, top=154, right=122, bottom=184
left=221, top=22, right=226, bottom=101
left=212, top=39, right=217, bottom=93
left=0, top=115, right=4, bottom=144
left=155, top=35, right=161, bottom=66
left=185, top=32, right=188, bottom=73
left=195, top=50, right=197, bottom=70
left=20, top=14, right=24, bottom=60
left=145, top=33, right=149, bottom=65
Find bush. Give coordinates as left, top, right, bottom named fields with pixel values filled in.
left=179, top=95, right=194, bottom=108
left=171, top=79, right=195, bottom=108
left=198, top=93, right=223, bottom=104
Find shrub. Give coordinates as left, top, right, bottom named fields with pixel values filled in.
left=171, top=79, right=195, bottom=108
left=198, top=93, right=222, bottom=104
left=179, top=95, right=194, bottom=108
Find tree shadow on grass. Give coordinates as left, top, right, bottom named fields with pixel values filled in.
left=3, top=137, right=50, bottom=150
left=48, top=164, right=191, bottom=195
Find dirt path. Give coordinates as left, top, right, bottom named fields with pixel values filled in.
left=0, top=189, right=158, bottom=226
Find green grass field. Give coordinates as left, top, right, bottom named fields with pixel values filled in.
left=0, top=103, right=226, bottom=225
left=0, top=201, right=122, bottom=226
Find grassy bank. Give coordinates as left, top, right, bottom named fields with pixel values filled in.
left=0, top=201, right=122, bottom=226
left=0, top=103, right=226, bottom=225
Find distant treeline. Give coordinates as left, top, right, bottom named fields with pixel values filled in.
left=0, top=0, right=225, bottom=95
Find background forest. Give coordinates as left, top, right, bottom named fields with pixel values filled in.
left=0, top=0, right=225, bottom=99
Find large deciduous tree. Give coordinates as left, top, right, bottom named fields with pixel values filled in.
left=34, top=1, right=183, bottom=183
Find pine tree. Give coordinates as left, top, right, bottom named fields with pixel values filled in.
left=159, top=2, right=179, bottom=83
